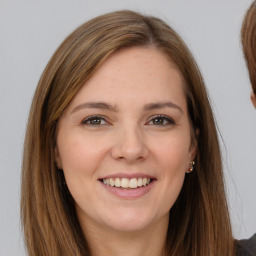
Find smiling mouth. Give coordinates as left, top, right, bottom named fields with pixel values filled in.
left=99, top=177, right=153, bottom=189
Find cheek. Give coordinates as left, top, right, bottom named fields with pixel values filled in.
left=57, top=133, right=103, bottom=179
left=156, top=134, right=191, bottom=172
left=158, top=145, right=187, bottom=192
left=56, top=135, right=104, bottom=203
left=155, top=140, right=189, bottom=212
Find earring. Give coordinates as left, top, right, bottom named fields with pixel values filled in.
left=186, top=160, right=195, bottom=173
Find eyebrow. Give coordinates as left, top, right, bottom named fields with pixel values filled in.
left=71, top=101, right=183, bottom=114
left=71, top=102, right=117, bottom=114
left=143, top=102, right=184, bottom=114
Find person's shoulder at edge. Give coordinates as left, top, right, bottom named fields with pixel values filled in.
left=235, top=234, right=256, bottom=256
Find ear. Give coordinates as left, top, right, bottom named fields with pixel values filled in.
left=251, top=91, right=256, bottom=108
left=54, top=145, right=62, bottom=169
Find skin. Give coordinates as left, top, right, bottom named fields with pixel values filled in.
left=55, top=47, right=197, bottom=256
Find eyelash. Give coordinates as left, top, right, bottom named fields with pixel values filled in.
left=81, top=114, right=175, bottom=127
left=81, top=115, right=109, bottom=126
left=147, top=115, right=175, bottom=126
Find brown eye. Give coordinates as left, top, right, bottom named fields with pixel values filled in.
left=82, top=116, right=107, bottom=126
left=148, top=115, right=175, bottom=126
left=152, top=117, right=165, bottom=125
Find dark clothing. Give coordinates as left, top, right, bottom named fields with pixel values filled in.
left=236, top=234, right=256, bottom=256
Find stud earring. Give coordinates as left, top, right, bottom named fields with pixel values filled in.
left=186, top=160, right=195, bottom=173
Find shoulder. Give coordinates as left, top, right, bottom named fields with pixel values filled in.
left=235, top=234, right=256, bottom=256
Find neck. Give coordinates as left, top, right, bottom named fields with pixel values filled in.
left=80, top=216, right=169, bottom=256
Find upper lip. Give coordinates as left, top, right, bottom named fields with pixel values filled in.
left=98, top=173, right=156, bottom=180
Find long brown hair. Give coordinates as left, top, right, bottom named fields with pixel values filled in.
left=241, top=0, right=256, bottom=94
left=21, top=10, right=234, bottom=255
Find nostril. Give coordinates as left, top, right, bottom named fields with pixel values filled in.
left=111, top=143, right=149, bottom=162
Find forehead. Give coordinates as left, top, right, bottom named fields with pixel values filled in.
left=66, top=47, right=187, bottom=112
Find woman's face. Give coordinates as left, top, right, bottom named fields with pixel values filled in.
left=56, top=47, right=196, bottom=233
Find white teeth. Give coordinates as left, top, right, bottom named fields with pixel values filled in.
left=115, top=178, right=121, bottom=187
left=102, top=177, right=152, bottom=189
left=121, top=178, right=129, bottom=188
left=110, top=178, right=115, bottom=187
left=130, top=178, right=137, bottom=188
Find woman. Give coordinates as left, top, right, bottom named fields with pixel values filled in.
left=241, top=0, right=256, bottom=108
left=21, top=10, right=245, bottom=256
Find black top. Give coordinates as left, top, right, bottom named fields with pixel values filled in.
left=236, top=234, right=256, bottom=256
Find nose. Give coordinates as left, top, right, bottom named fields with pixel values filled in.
left=111, top=126, right=149, bottom=162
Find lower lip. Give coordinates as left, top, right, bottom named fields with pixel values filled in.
left=100, top=180, right=155, bottom=199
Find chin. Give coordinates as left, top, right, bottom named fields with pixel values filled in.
left=102, top=208, right=162, bottom=233
left=106, top=218, right=153, bottom=233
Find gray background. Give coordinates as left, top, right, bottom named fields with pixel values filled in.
left=1, top=0, right=255, bottom=255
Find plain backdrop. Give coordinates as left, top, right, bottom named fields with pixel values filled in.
left=1, top=0, right=255, bottom=255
